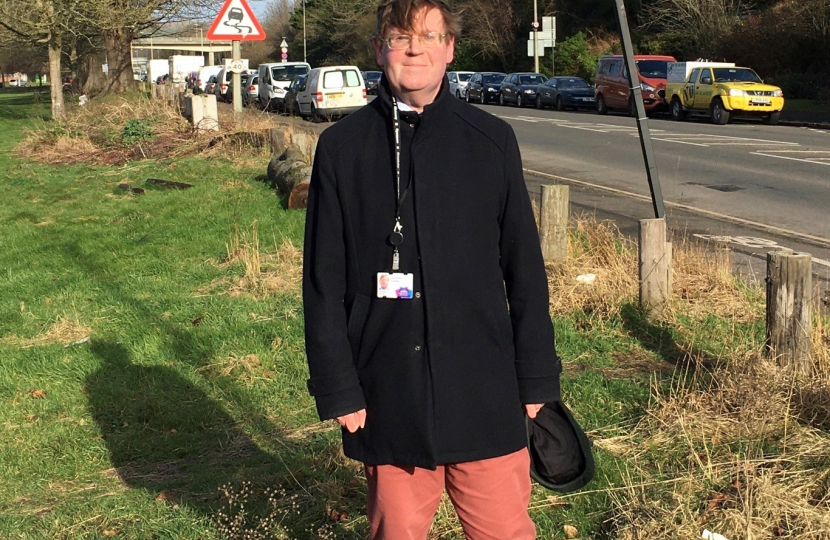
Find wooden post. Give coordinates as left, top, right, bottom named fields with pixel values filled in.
left=766, top=251, right=812, bottom=375
left=539, top=184, right=569, bottom=263
left=638, top=218, right=672, bottom=317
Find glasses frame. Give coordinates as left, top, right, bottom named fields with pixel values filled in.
left=380, top=32, right=449, bottom=50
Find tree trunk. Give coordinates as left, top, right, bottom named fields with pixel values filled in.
left=103, top=28, right=136, bottom=93
left=48, top=33, right=65, bottom=120
left=81, top=54, right=107, bottom=96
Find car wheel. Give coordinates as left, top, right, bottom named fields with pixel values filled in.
left=764, top=111, right=781, bottom=125
left=499, top=93, right=504, bottom=106
left=311, top=104, right=323, bottom=123
left=596, top=94, right=608, bottom=115
left=517, top=94, right=523, bottom=108
left=465, top=91, right=470, bottom=103
left=555, top=96, right=564, bottom=111
left=711, top=99, right=730, bottom=125
left=456, top=90, right=461, bottom=99
left=536, top=96, right=542, bottom=109
left=480, top=92, right=485, bottom=105
left=670, top=98, right=687, bottom=121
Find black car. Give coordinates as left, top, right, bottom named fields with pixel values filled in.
left=535, top=76, right=595, bottom=110
left=362, top=70, right=382, bottom=95
left=465, top=72, right=506, bottom=104
left=499, top=72, right=547, bottom=107
left=283, top=74, right=306, bottom=116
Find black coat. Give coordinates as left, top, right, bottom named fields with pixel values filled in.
left=303, top=78, right=561, bottom=469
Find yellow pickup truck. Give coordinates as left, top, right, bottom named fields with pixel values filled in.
left=664, top=62, right=784, bottom=125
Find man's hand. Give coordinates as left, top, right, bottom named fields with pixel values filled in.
left=336, top=409, right=367, bottom=433
left=524, top=403, right=544, bottom=419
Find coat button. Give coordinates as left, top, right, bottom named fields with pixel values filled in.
left=415, top=345, right=421, bottom=351
left=415, top=292, right=421, bottom=298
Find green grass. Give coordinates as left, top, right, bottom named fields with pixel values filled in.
left=0, top=92, right=815, bottom=540
left=785, top=98, right=830, bottom=114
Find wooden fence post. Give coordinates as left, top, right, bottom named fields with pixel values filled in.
left=539, top=184, right=569, bottom=263
left=766, top=251, right=812, bottom=375
left=639, top=218, right=672, bottom=317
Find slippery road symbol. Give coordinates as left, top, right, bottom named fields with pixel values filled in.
left=223, top=7, right=252, bottom=35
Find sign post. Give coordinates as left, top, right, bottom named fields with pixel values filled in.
left=206, top=0, right=266, bottom=114
left=280, top=38, right=289, bottom=63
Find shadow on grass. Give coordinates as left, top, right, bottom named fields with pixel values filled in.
left=619, top=302, right=696, bottom=369
left=64, top=237, right=367, bottom=538
left=0, top=92, right=51, bottom=121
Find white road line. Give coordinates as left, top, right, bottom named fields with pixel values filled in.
left=524, top=167, right=830, bottom=250
left=752, top=152, right=830, bottom=166
left=652, top=138, right=710, bottom=147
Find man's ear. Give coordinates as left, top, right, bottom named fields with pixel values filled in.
left=373, top=38, right=385, bottom=67
left=445, top=35, right=455, bottom=64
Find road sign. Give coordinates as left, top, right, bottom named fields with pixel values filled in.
left=224, top=59, right=246, bottom=73
left=280, top=38, right=288, bottom=48
left=206, top=0, right=265, bottom=41
left=528, top=39, right=555, bottom=56
left=281, top=53, right=288, bottom=60
left=531, top=21, right=539, bottom=29
left=280, top=47, right=288, bottom=53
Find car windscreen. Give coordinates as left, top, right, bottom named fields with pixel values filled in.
left=271, top=65, right=310, bottom=82
left=323, top=69, right=361, bottom=89
left=519, top=75, right=546, bottom=85
left=558, top=78, right=590, bottom=88
left=482, top=74, right=505, bottom=84
left=713, top=68, right=762, bottom=83
left=635, top=60, right=669, bottom=78
left=364, top=72, right=382, bottom=82
left=458, top=73, right=473, bottom=82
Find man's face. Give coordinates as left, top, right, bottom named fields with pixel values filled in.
left=374, top=6, right=455, bottom=100
left=380, top=275, right=389, bottom=288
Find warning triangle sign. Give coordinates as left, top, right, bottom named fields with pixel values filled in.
left=206, top=0, right=266, bottom=41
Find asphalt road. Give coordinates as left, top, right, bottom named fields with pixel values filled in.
left=473, top=102, right=830, bottom=288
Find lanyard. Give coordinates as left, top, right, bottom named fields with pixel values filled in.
left=389, top=97, right=409, bottom=271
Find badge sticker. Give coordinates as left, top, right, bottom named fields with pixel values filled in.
left=377, top=272, right=414, bottom=299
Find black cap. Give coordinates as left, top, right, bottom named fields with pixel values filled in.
left=526, top=401, right=595, bottom=493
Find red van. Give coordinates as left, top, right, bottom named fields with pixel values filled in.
left=594, top=55, right=677, bottom=116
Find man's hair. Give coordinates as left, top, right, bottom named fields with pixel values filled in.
left=374, top=0, right=461, bottom=40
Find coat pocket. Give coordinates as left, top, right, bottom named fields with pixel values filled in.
left=346, top=293, right=370, bottom=360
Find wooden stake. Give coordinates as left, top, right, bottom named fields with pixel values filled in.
left=639, top=218, right=672, bottom=317
left=539, top=184, right=569, bottom=263
left=766, top=251, right=812, bottom=375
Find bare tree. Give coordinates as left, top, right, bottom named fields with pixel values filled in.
left=0, top=0, right=84, bottom=119
left=456, top=0, right=517, bottom=68
left=640, top=0, right=751, bottom=57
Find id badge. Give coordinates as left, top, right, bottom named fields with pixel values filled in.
left=377, top=272, right=414, bottom=299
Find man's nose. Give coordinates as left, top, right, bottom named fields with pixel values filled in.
left=407, top=36, right=425, bottom=54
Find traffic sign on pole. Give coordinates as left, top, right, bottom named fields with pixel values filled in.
left=206, top=0, right=266, bottom=41
left=281, top=53, right=288, bottom=60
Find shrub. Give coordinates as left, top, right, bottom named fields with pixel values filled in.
left=121, top=118, right=155, bottom=145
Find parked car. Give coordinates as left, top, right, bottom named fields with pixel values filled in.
left=465, top=72, right=506, bottom=104
left=499, top=72, right=547, bottom=107
left=226, top=70, right=256, bottom=102
left=447, top=71, right=474, bottom=99
left=258, top=62, right=312, bottom=111
left=244, top=73, right=259, bottom=107
left=535, top=76, right=595, bottom=110
left=196, top=65, right=223, bottom=93
left=205, top=75, right=217, bottom=95
left=283, top=74, right=306, bottom=115
left=362, top=70, right=382, bottom=95
left=594, top=54, right=676, bottom=116
left=295, top=66, right=366, bottom=122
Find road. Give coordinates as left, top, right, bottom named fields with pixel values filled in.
left=474, top=102, right=830, bottom=286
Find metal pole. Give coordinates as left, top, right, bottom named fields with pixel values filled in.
left=614, top=0, right=665, bottom=219
left=533, top=0, right=539, bottom=73
left=232, top=40, right=242, bottom=113
left=303, top=0, right=307, bottom=63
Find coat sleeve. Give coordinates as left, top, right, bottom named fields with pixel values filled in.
left=498, top=126, right=562, bottom=405
left=303, top=138, right=367, bottom=420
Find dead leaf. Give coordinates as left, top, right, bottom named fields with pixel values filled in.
left=26, top=414, right=37, bottom=422
left=28, top=389, right=46, bottom=399
left=546, top=495, right=567, bottom=507
left=262, top=370, right=270, bottom=377
left=102, top=529, right=117, bottom=537
left=192, top=316, right=202, bottom=326
left=707, top=493, right=729, bottom=511
left=564, top=524, right=579, bottom=538
left=328, top=508, right=349, bottom=522
left=155, top=491, right=170, bottom=502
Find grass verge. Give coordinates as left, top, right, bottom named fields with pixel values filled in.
left=0, top=92, right=827, bottom=540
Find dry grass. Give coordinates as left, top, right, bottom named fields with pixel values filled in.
left=1, top=315, right=91, bottom=348
left=17, top=94, right=274, bottom=166
left=198, top=221, right=303, bottom=299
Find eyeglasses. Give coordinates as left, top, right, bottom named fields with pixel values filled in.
left=381, top=32, right=448, bottom=50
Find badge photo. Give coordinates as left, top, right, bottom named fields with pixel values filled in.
left=377, top=272, right=414, bottom=299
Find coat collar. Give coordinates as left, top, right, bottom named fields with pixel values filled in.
left=375, top=73, right=454, bottom=139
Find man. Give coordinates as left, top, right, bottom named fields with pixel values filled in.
left=303, top=0, right=561, bottom=538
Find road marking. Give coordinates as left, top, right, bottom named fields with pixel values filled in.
left=524, top=167, right=830, bottom=250
left=650, top=133, right=799, bottom=148
left=751, top=150, right=830, bottom=166
left=693, top=235, right=830, bottom=268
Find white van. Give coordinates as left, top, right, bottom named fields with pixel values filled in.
left=213, top=60, right=250, bottom=102
left=295, top=66, right=367, bottom=122
left=197, top=65, right=222, bottom=93
left=257, top=62, right=311, bottom=111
